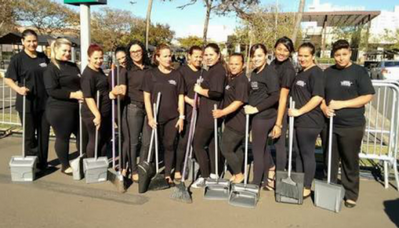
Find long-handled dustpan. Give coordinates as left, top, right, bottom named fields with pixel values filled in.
left=70, top=103, right=84, bottom=180
left=275, top=99, right=305, bottom=204
left=314, top=116, right=345, bottom=212
left=204, top=105, right=230, bottom=200
left=9, top=80, right=38, bottom=182
left=228, top=114, right=259, bottom=208
left=108, top=63, right=126, bottom=192
left=83, top=91, right=109, bottom=184
left=138, top=92, right=161, bottom=193
left=148, top=102, right=169, bottom=191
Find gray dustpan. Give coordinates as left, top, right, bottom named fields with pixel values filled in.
left=314, top=116, right=345, bottom=212
left=107, top=63, right=125, bottom=191
left=83, top=91, right=108, bottom=184
left=275, top=99, right=304, bottom=204
left=229, top=114, right=259, bottom=208
left=9, top=80, right=38, bottom=182
left=204, top=105, right=230, bottom=200
left=71, top=103, right=84, bottom=180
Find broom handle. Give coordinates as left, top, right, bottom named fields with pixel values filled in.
left=22, top=78, right=26, bottom=158
left=287, top=98, right=295, bottom=178
left=146, top=92, right=161, bottom=163
left=327, top=116, right=333, bottom=184
left=111, top=64, right=116, bottom=169
left=244, top=114, right=250, bottom=186
left=153, top=103, right=159, bottom=173
left=214, top=104, right=218, bottom=177
left=79, top=103, right=82, bottom=157
left=117, top=63, right=122, bottom=174
left=94, top=91, right=100, bottom=160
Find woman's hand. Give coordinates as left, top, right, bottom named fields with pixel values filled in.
left=71, top=90, right=84, bottom=101
left=322, top=105, right=335, bottom=118
left=244, top=105, right=259, bottom=115
left=328, top=100, right=345, bottom=110
left=186, top=97, right=195, bottom=107
left=271, top=125, right=282, bottom=139
left=17, top=86, right=29, bottom=96
left=194, top=84, right=204, bottom=95
left=148, top=118, right=157, bottom=129
left=93, top=114, right=101, bottom=130
left=212, top=109, right=225, bottom=119
left=288, top=108, right=302, bottom=117
left=175, top=118, right=184, bottom=133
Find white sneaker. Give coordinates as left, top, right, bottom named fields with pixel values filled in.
left=191, top=177, right=206, bottom=188
left=210, top=173, right=219, bottom=179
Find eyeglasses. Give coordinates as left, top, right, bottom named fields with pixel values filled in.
left=130, top=50, right=142, bottom=54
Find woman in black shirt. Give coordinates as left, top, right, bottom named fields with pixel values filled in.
left=245, top=43, right=280, bottom=189
left=288, top=43, right=325, bottom=198
left=5, top=29, right=50, bottom=170
left=191, top=43, right=226, bottom=188
left=174, top=45, right=202, bottom=181
left=120, top=40, right=152, bottom=182
left=43, top=38, right=84, bottom=175
left=81, top=44, right=123, bottom=158
left=142, top=44, right=185, bottom=185
left=321, top=40, right=374, bottom=208
left=213, top=53, right=249, bottom=184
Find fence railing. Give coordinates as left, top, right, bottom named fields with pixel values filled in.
left=0, top=69, right=21, bottom=128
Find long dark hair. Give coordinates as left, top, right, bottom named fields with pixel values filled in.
left=125, top=40, right=151, bottom=71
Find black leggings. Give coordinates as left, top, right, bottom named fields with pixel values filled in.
left=295, top=127, right=322, bottom=188
left=221, top=126, right=244, bottom=175
left=83, top=115, right=112, bottom=158
left=271, top=112, right=288, bottom=171
left=251, top=116, right=276, bottom=186
left=176, top=122, right=191, bottom=173
left=193, top=126, right=221, bottom=178
left=46, top=107, right=79, bottom=170
left=157, top=118, right=179, bottom=177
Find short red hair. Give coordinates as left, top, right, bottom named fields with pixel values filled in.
left=87, top=44, right=103, bottom=57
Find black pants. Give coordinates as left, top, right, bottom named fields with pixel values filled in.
left=176, top=122, right=191, bottom=173
left=157, top=118, right=178, bottom=176
left=328, top=126, right=364, bottom=201
left=82, top=115, right=112, bottom=158
left=19, top=110, right=50, bottom=169
left=272, top=112, right=288, bottom=171
left=193, top=126, right=221, bottom=178
left=46, top=107, right=80, bottom=170
left=295, top=127, right=322, bottom=188
left=121, top=103, right=151, bottom=173
left=221, top=126, right=244, bottom=175
left=251, top=117, right=276, bottom=186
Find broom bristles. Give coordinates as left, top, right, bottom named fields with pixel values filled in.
left=276, top=177, right=300, bottom=199
left=171, top=182, right=192, bottom=204
left=148, top=174, right=170, bottom=191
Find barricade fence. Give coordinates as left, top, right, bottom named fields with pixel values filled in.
left=0, top=69, right=398, bottom=189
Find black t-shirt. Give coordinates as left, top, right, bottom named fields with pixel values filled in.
left=141, top=67, right=185, bottom=123
left=291, top=66, right=325, bottom=128
left=5, top=51, right=49, bottom=113
left=107, top=66, right=126, bottom=89
left=80, top=66, right=111, bottom=118
left=197, top=62, right=226, bottom=129
left=223, top=72, right=250, bottom=133
left=270, top=59, right=296, bottom=89
left=249, top=65, right=280, bottom=119
left=324, top=63, right=375, bottom=127
left=119, top=64, right=150, bottom=104
left=179, top=64, right=201, bottom=121
left=44, top=61, right=81, bottom=109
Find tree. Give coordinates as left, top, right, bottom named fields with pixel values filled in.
left=14, top=0, right=79, bottom=35
left=292, top=0, right=305, bottom=44
left=177, top=35, right=204, bottom=49
left=145, top=0, right=154, bottom=50
left=0, top=0, right=18, bottom=36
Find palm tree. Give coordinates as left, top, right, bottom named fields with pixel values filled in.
left=292, top=0, right=305, bottom=44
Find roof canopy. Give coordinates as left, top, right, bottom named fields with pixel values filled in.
left=0, top=32, right=80, bottom=47
left=301, top=11, right=381, bottom=27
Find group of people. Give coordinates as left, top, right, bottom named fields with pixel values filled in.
left=5, top=29, right=374, bottom=209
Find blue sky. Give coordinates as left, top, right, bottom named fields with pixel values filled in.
left=60, top=0, right=399, bottom=42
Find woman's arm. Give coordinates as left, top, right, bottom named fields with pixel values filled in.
left=328, top=95, right=373, bottom=110
left=176, top=94, right=185, bottom=132
left=143, top=91, right=156, bottom=129
left=289, top=96, right=323, bottom=117
left=4, top=78, right=29, bottom=95
left=271, top=88, right=289, bottom=138
left=213, top=101, right=243, bottom=119
left=85, top=97, right=101, bottom=129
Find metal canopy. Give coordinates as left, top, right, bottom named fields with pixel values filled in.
left=301, top=11, right=381, bottom=27
left=0, top=32, right=80, bottom=47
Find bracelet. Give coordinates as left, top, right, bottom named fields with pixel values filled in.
left=179, top=115, right=185, bottom=120
left=275, top=124, right=282, bottom=129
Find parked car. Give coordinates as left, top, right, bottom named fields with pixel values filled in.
left=363, top=61, right=379, bottom=77
left=370, top=60, right=399, bottom=80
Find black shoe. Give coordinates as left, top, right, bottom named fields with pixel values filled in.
left=344, top=200, right=357, bottom=208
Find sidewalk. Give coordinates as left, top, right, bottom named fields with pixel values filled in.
left=0, top=136, right=398, bottom=228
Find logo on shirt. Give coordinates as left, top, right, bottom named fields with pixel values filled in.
left=251, top=81, right=259, bottom=90
left=225, top=85, right=230, bottom=90
left=296, top=80, right=306, bottom=87
left=39, top=62, right=47, bottom=68
left=168, top=80, right=177, bottom=86
left=340, top=80, right=353, bottom=87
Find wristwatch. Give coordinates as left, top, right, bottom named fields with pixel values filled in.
left=179, top=115, right=185, bottom=120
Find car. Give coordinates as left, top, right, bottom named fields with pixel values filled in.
left=370, top=60, right=399, bottom=80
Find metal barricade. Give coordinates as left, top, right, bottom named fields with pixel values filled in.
left=0, top=69, right=21, bottom=127
left=361, top=80, right=399, bottom=190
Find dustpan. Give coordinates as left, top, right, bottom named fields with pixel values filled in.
left=314, top=116, right=345, bottom=212
left=204, top=105, right=230, bottom=200
left=228, top=114, right=259, bottom=208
